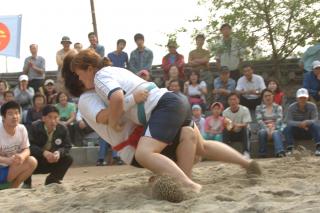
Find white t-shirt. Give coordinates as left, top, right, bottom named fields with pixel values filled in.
left=187, top=81, right=207, bottom=102
left=0, top=123, right=30, bottom=166
left=78, top=90, right=137, bottom=164
left=236, top=74, right=266, bottom=99
left=223, top=105, right=252, bottom=132
left=94, top=66, right=168, bottom=125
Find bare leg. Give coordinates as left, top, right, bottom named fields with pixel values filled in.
left=135, top=136, right=202, bottom=193
left=7, top=156, right=37, bottom=188
left=176, top=126, right=197, bottom=178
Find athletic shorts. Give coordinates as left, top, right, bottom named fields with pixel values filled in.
left=144, top=92, right=192, bottom=144
left=0, top=166, right=9, bottom=184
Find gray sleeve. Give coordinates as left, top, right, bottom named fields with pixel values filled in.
left=286, top=105, right=301, bottom=127
left=306, top=103, right=318, bottom=125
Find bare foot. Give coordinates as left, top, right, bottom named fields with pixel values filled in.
left=246, top=160, right=262, bottom=176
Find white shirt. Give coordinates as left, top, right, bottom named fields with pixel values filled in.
left=78, top=90, right=137, bottom=164
left=94, top=66, right=167, bottom=125
left=236, top=74, right=266, bottom=99
left=0, top=123, right=30, bottom=166
left=223, top=105, right=252, bottom=132
left=187, top=81, right=207, bottom=102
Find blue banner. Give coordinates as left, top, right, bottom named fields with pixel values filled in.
left=0, top=15, right=22, bottom=58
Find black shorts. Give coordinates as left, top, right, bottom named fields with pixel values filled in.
left=144, top=92, right=192, bottom=144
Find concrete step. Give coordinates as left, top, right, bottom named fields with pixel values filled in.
left=70, top=146, right=99, bottom=166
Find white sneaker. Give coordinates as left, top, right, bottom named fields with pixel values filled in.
left=243, top=151, right=251, bottom=159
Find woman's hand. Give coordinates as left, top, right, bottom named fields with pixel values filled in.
left=133, top=89, right=149, bottom=104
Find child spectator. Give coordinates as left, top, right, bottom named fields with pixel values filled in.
left=204, top=102, right=225, bottom=142
left=267, top=79, right=284, bottom=105
left=184, top=71, right=207, bottom=111
left=25, top=93, right=46, bottom=128
left=3, top=91, right=15, bottom=103
left=191, top=104, right=205, bottom=136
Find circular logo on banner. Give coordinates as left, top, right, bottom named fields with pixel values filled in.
left=55, top=138, right=62, bottom=145
left=0, top=23, right=11, bottom=51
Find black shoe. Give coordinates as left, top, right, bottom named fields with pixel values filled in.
left=276, top=151, right=286, bottom=158
left=45, top=179, right=62, bottom=185
left=21, top=183, right=32, bottom=189
left=96, top=159, right=107, bottom=166
left=113, top=157, right=124, bottom=165
left=286, top=147, right=294, bottom=155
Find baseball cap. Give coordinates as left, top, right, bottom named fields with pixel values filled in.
left=296, top=88, right=309, bottom=98
left=19, top=74, right=29, bottom=82
left=210, top=102, right=224, bottom=111
left=44, top=79, right=55, bottom=86
left=61, top=36, right=72, bottom=44
left=192, top=104, right=201, bottom=110
left=312, top=60, right=320, bottom=69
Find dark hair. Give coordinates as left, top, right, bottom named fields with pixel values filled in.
left=195, top=34, right=205, bottom=40
left=33, top=93, right=46, bottom=104
left=3, top=90, right=14, bottom=98
left=169, top=79, right=180, bottom=86
left=227, top=92, right=240, bottom=100
left=117, top=39, right=126, bottom=46
left=134, top=33, right=144, bottom=42
left=0, top=80, right=9, bottom=90
left=1, top=101, right=21, bottom=117
left=29, top=44, right=37, bottom=49
left=188, top=71, right=200, bottom=84
left=42, top=105, right=59, bottom=116
left=260, top=89, right=274, bottom=101
left=56, top=92, right=68, bottom=104
left=267, top=79, right=281, bottom=93
left=220, top=23, right=232, bottom=30
left=242, top=63, right=253, bottom=70
left=88, top=32, right=96, bottom=38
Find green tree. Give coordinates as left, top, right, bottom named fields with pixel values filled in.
left=199, top=0, right=320, bottom=78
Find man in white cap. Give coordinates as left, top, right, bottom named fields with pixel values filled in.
left=303, top=60, right=320, bottom=106
left=284, top=88, right=320, bottom=156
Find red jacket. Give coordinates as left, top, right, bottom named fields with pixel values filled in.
left=162, top=52, right=185, bottom=80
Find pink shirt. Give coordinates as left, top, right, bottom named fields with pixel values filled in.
left=204, top=116, right=224, bottom=135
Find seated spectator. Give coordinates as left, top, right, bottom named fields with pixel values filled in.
left=267, top=79, right=284, bottom=105
left=137, top=70, right=151, bottom=81
left=73, top=110, right=94, bottom=147
left=14, top=75, right=35, bottom=122
left=223, top=93, right=252, bottom=158
left=165, top=65, right=184, bottom=89
left=24, top=105, right=73, bottom=188
left=204, top=102, right=225, bottom=142
left=191, top=104, right=205, bottom=136
left=303, top=60, right=320, bottom=106
left=107, top=39, right=128, bottom=68
left=40, top=79, right=58, bottom=105
left=162, top=40, right=184, bottom=81
left=0, top=80, right=9, bottom=107
left=0, top=101, right=37, bottom=189
left=168, top=80, right=189, bottom=105
left=129, top=33, right=153, bottom=74
left=284, top=88, right=320, bottom=156
left=236, top=64, right=266, bottom=110
left=55, top=92, right=76, bottom=144
left=96, top=138, right=123, bottom=166
left=25, top=93, right=46, bottom=128
left=256, top=89, right=285, bottom=158
left=213, top=66, right=236, bottom=107
left=3, top=90, right=15, bottom=103
left=184, top=71, right=208, bottom=111
left=74, top=42, right=83, bottom=52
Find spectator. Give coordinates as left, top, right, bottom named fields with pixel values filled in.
left=164, top=65, right=184, bottom=89
left=204, top=102, right=225, bottom=142
left=107, top=39, right=129, bottom=68
left=0, top=101, right=37, bottom=189
left=215, top=23, right=244, bottom=81
left=88, top=32, right=105, bottom=57
left=236, top=64, right=266, bottom=110
left=96, top=138, right=123, bottom=166
left=137, top=70, right=151, bottom=81
left=256, top=89, right=285, bottom=158
left=24, top=105, right=73, bottom=188
left=168, top=79, right=188, bottom=104
left=162, top=40, right=185, bottom=80
left=55, top=92, right=76, bottom=144
left=303, top=60, right=320, bottom=106
left=184, top=71, right=207, bottom=112
left=284, top=88, right=320, bottom=156
left=14, top=75, right=35, bottom=122
left=3, top=90, right=15, bottom=103
left=188, top=34, right=212, bottom=104
left=223, top=93, right=252, bottom=158
left=213, top=66, right=236, bottom=107
left=74, top=42, right=83, bottom=52
left=129, top=33, right=153, bottom=74
left=25, top=93, right=46, bottom=128
left=73, top=110, right=94, bottom=147
left=23, top=44, right=45, bottom=92
left=40, top=79, right=58, bottom=105
left=300, top=41, right=320, bottom=73
left=0, top=80, right=9, bottom=106
left=267, top=79, right=284, bottom=105
left=191, top=104, right=205, bottom=136
left=56, top=36, right=73, bottom=72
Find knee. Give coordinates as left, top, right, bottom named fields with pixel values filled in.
left=63, top=155, right=73, bottom=167
left=180, top=126, right=196, bottom=145
left=26, top=156, right=38, bottom=170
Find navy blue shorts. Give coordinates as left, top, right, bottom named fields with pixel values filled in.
left=0, top=166, right=9, bottom=184
left=144, top=92, right=192, bottom=144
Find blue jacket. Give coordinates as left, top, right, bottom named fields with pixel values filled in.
left=303, top=71, right=320, bottom=101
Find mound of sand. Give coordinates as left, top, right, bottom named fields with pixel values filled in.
left=1, top=157, right=320, bottom=212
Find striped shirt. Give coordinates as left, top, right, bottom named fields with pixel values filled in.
left=285, top=102, right=318, bottom=127
left=255, top=103, right=284, bottom=131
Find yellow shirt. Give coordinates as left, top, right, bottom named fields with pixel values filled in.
left=188, top=48, right=210, bottom=71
